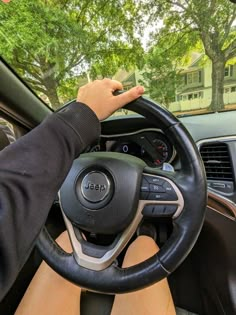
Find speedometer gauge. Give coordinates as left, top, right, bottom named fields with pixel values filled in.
left=152, top=139, right=169, bottom=166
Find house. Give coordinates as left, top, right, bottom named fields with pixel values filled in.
left=113, top=54, right=236, bottom=114
left=113, top=69, right=143, bottom=91
left=169, top=53, right=236, bottom=112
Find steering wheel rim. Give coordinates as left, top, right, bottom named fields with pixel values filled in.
left=37, top=96, right=207, bottom=294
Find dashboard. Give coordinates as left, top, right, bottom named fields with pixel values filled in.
left=95, top=129, right=175, bottom=167
left=87, top=110, right=236, bottom=210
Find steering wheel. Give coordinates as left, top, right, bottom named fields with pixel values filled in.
left=37, top=96, right=207, bottom=294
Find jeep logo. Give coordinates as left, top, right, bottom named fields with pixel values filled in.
left=84, top=181, right=106, bottom=192
left=80, top=171, right=111, bottom=203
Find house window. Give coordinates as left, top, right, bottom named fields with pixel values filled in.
left=225, top=65, right=233, bottom=77
left=231, top=86, right=236, bottom=93
left=187, top=73, right=192, bottom=84
left=187, top=71, right=202, bottom=84
left=224, top=88, right=230, bottom=93
left=180, top=91, right=203, bottom=100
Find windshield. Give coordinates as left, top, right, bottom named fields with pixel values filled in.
left=0, top=0, right=236, bottom=117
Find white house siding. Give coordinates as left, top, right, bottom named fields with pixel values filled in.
left=169, top=98, right=209, bottom=112
left=170, top=89, right=236, bottom=112
left=171, top=88, right=211, bottom=113
left=204, top=62, right=212, bottom=88
left=224, top=91, right=236, bottom=105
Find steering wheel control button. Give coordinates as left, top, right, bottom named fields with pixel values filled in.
left=145, top=176, right=165, bottom=186
left=142, top=205, right=165, bottom=216
left=141, top=178, right=149, bottom=192
left=148, top=192, right=167, bottom=201
left=150, top=184, right=165, bottom=193
left=140, top=175, right=179, bottom=201
left=81, top=171, right=111, bottom=203
left=164, top=205, right=178, bottom=215
left=142, top=205, right=177, bottom=217
left=162, top=182, right=178, bottom=200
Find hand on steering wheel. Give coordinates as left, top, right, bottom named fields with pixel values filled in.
left=76, top=78, right=144, bottom=120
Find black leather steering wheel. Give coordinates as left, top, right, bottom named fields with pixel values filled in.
left=37, top=96, right=207, bottom=294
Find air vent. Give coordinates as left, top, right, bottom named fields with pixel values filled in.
left=200, top=142, right=233, bottom=181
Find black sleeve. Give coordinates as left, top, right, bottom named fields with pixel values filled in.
left=0, top=101, right=101, bottom=300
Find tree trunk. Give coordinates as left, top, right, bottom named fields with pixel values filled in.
left=43, top=74, right=61, bottom=109
left=164, top=97, right=170, bottom=110
left=209, top=58, right=225, bottom=111
left=46, top=87, right=61, bottom=109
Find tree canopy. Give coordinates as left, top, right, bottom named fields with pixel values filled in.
left=1, top=0, right=235, bottom=111
left=0, top=0, right=144, bottom=108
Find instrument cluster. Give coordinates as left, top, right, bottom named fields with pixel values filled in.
left=93, top=129, right=176, bottom=168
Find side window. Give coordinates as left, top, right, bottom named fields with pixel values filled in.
left=0, top=117, right=16, bottom=147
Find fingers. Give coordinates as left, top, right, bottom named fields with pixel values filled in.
left=113, top=86, right=144, bottom=108
left=76, top=78, right=144, bottom=121
left=103, top=78, right=123, bottom=91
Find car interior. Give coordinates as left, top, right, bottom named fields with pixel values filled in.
left=0, top=1, right=236, bottom=314
left=0, top=56, right=236, bottom=315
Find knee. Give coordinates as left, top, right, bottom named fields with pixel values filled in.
left=56, top=231, right=73, bottom=253
left=129, top=235, right=159, bottom=252
left=122, top=236, right=159, bottom=268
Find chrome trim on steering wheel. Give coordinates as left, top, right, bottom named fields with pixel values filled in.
left=59, top=173, right=184, bottom=271
left=60, top=195, right=143, bottom=271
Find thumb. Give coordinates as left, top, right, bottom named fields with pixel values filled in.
left=112, top=86, right=144, bottom=109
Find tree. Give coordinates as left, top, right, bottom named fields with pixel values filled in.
left=142, top=0, right=236, bottom=111
left=140, top=31, right=199, bottom=108
left=57, top=75, right=89, bottom=105
left=0, top=0, right=143, bottom=108
left=140, top=49, right=178, bottom=109
left=89, top=40, right=144, bottom=80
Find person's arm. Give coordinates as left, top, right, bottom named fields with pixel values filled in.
left=0, top=101, right=100, bottom=300
left=0, top=79, right=144, bottom=300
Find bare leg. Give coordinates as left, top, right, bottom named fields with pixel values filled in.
left=15, top=234, right=175, bottom=315
left=111, top=235, right=176, bottom=315
left=15, top=231, right=81, bottom=315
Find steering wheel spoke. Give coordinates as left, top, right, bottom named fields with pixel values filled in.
left=61, top=203, right=143, bottom=271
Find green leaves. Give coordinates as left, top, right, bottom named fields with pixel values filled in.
left=1, top=0, right=234, bottom=110
left=0, top=0, right=144, bottom=108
